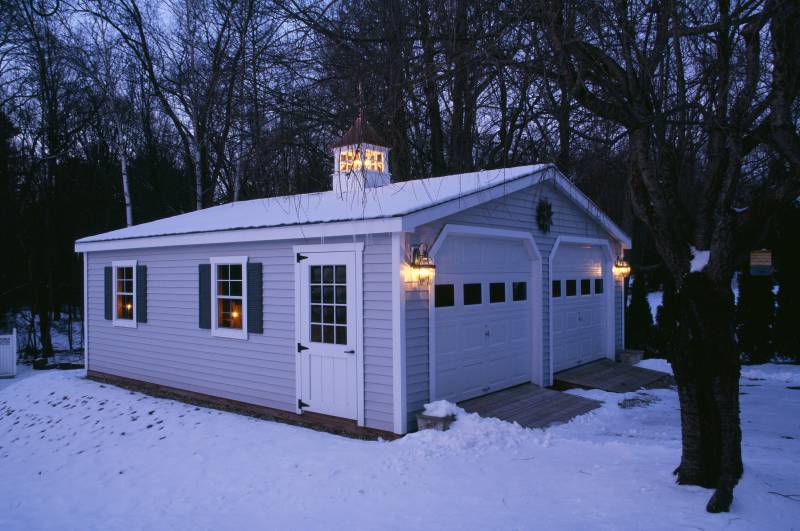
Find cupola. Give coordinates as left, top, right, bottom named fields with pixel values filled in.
left=330, top=114, right=391, bottom=194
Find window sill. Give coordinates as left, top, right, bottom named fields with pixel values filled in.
left=212, top=328, right=248, bottom=341
left=113, top=319, right=137, bottom=328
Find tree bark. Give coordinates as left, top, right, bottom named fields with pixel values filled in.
left=672, top=272, right=742, bottom=512
left=120, top=151, right=133, bottom=226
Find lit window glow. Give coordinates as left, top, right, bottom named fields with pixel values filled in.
left=339, top=148, right=384, bottom=172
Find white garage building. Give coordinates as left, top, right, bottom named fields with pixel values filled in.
left=76, top=119, right=630, bottom=436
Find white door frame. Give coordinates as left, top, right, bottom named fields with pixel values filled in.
left=548, top=236, right=615, bottom=383
left=427, top=224, right=544, bottom=401
left=293, top=242, right=365, bottom=426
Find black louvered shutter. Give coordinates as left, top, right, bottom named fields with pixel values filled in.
left=136, top=265, right=147, bottom=323
left=247, top=262, right=263, bottom=334
left=199, top=264, right=211, bottom=329
left=104, top=266, right=113, bottom=320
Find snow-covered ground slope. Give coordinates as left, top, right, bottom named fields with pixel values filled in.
left=1, top=365, right=798, bottom=530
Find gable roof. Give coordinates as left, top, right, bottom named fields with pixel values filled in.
left=75, top=164, right=630, bottom=252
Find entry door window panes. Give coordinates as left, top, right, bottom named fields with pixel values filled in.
left=595, top=278, right=604, bottom=294
left=565, top=279, right=577, bottom=297
left=116, top=266, right=134, bottom=320
left=489, top=282, right=506, bottom=303
left=513, top=282, right=528, bottom=301
left=581, top=279, right=591, bottom=295
left=217, top=264, right=243, bottom=329
left=310, top=265, right=347, bottom=345
left=434, top=284, right=455, bottom=308
left=463, top=283, right=482, bottom=305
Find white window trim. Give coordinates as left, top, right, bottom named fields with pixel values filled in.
left=210, top=256, right=249, bottom=340
left=112, top=260, right=137, bottom=328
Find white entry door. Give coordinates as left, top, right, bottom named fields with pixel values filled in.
left=297, top=251, right=358, bottom=420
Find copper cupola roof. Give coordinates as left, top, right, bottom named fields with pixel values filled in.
left=330, top=115, right=386, bottom=149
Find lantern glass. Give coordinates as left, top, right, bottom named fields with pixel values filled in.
left=613, top=258, right=631, bottom=278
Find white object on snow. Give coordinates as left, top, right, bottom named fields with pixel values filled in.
left=423, top=400, right=462, bottom=418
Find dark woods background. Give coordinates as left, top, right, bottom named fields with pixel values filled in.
left=0, top=0, right=798, bottom=359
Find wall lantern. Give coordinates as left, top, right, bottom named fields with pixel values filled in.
left=613, top=257, right=631, bottom=278
left=410, top=243, right=436, bottom=286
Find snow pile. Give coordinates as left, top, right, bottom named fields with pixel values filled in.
left=741, top=364, right=800, bottom=384
left=1, top=366, right=799, bottom=530
left=422, top=400, right=461, bottom=417
left=690, top=246, right=710, bottom=272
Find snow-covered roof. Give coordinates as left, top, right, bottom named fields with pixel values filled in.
left=75, top=164, right=630, bottom=252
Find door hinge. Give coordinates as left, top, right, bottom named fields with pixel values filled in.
left=296, top=253, right=308, bottom=262
left=298, top=399, right=310, bottom=409
left=297, top=342, right=309, bottom=353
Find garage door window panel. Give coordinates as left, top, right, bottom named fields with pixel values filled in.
left=489, top=283, right=506, bottom=303
left=513, top=282, right=528, bottom=301
left=595, top=278, right=604, bottom=294
left=566, top=279, right=577, bottom=296
left=463, top=283, right=482, bottom=305
left=434, top=284, right=455, bottom=308
left=581, top=279, right=591, bottom=295
left=551, top=280, right=561, bottom=298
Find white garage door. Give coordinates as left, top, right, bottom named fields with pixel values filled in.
left=433, top=235, right=533, bottom=402
left=551, top=244, right=608, bottom=372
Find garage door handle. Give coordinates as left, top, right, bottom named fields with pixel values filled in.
left=345, top=350, right=355, bottom=354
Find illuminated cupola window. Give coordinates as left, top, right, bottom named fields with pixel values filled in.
left=330, top=114, right=391, bottom=194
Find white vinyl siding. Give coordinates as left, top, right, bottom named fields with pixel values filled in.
left=87, top=234, right=394, bottom=432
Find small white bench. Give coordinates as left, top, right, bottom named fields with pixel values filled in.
left=0, top=329, right=17, bottom=378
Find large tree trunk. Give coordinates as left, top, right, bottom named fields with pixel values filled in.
left=672, top=272, right=742, bottom=512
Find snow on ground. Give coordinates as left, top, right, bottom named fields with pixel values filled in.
left=1, top=366, right=799, bottom=531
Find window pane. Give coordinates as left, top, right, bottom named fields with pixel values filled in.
left=566, top=279, right=577, bottom=296
left=434, top=284, right=454, bottom=308
left=311, top=285, right=321, bottom=303
left=311, top=304, right=322, bottom=323
left=595, top=278, right=604, bottom=294
left=229, top=264, right=242, bottom=281
left=463, top=283, right=482, bottom=305
left=335, top=265, right=346, bottom=284
left=322, top=266, right=334, bottom=283
left=581, top=279, right=591, bottom=295
left=218, top=280, right=229, bottom=296
left=116, top=294, right=133, bottom=320
left=323, top=325, right=335, bottom=344
left=323, top=286, right=334, bottom=303
left=336, top=306, right=347, bottom=325
left=123, top=279, right=133, bottom=294
left=323, top=305, right=334, bottom=323
left=218, top=264, right=229, bottom=281
left=335, top=326, right=347, bottom=345
left=335, top=285, right=347, bottom=304
left=551, top=280, right=561, bottom=298
left=229, top=279, right=242, bottom=297
left=513, top=282, right=528, bottom=301
left=218, top=298, right=243, bottom=329
left=310, top=266, right=321, bottom=283
left=489, top=282, right=505, bottom=303
left=311, top=324, right=322, bottom=342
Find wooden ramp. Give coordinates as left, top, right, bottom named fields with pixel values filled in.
left=459, top=383, right=601, bottom=429
left=555, top=359, right=673, bottom=393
